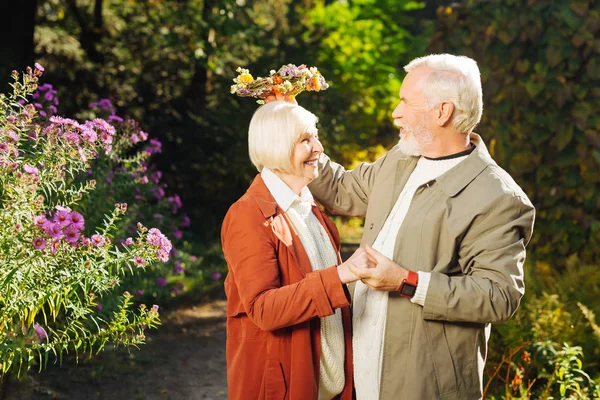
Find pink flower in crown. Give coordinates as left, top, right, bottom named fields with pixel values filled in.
left=265, top=214, right=293, bottom=246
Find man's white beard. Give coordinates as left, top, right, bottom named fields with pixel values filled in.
left=397, top=120, right=434, bottom=156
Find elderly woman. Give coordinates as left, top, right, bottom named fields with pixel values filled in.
left=221, top=101, right=370, bottom=400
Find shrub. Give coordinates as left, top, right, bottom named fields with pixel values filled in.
left=0, top=65, right=172, bottom=377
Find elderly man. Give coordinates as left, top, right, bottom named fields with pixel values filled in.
left=308, top=54, right=536, bottom=399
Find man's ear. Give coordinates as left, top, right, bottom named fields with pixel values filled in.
left=437, top=101, right=455, bottom=126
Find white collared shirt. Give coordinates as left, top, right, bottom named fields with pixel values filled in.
left=261, top=167, right=314, bottom=212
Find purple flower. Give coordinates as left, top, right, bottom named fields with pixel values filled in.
left=134, top=256, right=144, bottom=266
left=50, top=239, right=60, bottom=255
left=63, top=225, right=81, bottom=244
left=108, top=114, right=123, bottom=123
left=82, top=237, right=91, bottom=246
left=180, top=216, right=191, bottom=228
left=173, top=230, right=183, bottom=240
left=91, top=234, right=105, bottom=247
left=190, top=256, right=198, bottom=262
left=156, top=277, right=167, bottom=287
left=0, top=143, right=8, bottom=152
left=81, top=127, right=97, bottom=143
left=158, top=251, right=169, bottom=262
left=23, top=164, right=39, bottom=175
left=34, top=63, right=45, bottom=73
left=65, top=131, right=80, bottom=144
left=33, top=323, right=47, bottom=341
left=33, top=214, right=47, bottom=228
left=33, top=237, right=46, bottom=250
left=168, top=195, right=183, bottom=214
left=68, top=211, right=85, bottom=230
left=172, top=261, right=185, bottom=274
left=45, top=222, right=63, bottom=239
left=211, top=272, right=222, bottom=280
left=53, top=210, right=71, bottom=227
left=96, top=303, right=103, bottom=311
left=153, top=187, right=165, bottom=200
left=124, top=237, right=133, bottom=246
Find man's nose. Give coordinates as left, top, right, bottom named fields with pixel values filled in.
left=392, top=103, right=403, bottom=119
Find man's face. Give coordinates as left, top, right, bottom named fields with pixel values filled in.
left=392, top=67, right=435, bottom=156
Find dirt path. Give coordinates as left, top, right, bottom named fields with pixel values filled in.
left=3, top=244, right=359, bottom=400
left=3, top=300, right=229, bottom=400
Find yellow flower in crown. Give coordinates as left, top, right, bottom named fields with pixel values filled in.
left=238, top=73, right=254, bottom=83
left=306, top=76, right=321, bottom=92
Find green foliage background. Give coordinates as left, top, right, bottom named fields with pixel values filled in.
left=429, top=0, right=600, bottom=266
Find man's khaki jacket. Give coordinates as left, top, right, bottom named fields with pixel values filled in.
left=309, top=134, right=535, bottom=399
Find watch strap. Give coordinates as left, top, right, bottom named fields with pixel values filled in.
left=399, top=270, right=419, bottom=298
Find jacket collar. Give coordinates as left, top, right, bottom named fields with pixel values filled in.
left=247, top=175, right=279, bottom=219
left=247, top=174, right=318, bottom=219
left=261, top=167, right=315, bottom=212
left=435, top=133, right=495, bottom=197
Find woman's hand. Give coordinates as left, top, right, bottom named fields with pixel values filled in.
left=337, top=247, right=376, bottom=284
left=264, top=92, right=298, bottom=105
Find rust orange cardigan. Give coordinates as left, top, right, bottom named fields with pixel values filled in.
left=221, top=175, right=353, bottom=400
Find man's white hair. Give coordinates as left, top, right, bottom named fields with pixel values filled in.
left=404, top=54, right=483, bottom=134
left=248, top=101, right=318, bottom=173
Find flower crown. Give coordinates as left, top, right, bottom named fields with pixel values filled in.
left=230, top=64, right=330, bottom=104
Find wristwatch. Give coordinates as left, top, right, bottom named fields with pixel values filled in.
left=399, top=270, right=419, bottom=299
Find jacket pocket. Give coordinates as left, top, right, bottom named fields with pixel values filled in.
left=261, top=359, right=287, bottom=400
left=424, top=321, right=458, bottom=396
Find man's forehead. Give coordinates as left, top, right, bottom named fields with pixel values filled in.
left=400, top=66, right=433, bottom=96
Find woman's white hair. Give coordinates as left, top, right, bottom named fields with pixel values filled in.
left=248, top=101, right=318, bottom=173
left=404, top=54, right=483, bottom=134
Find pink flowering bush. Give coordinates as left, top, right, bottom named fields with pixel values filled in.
left=64, top=95, right=225, bottom=307
left=0, top=66, right=171, bottom=376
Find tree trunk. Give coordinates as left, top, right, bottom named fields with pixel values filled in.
left=66, top=0, right=105, bottom=63
left=0, top=0, right=37, bottom=91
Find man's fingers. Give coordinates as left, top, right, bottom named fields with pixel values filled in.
left=347, top=263, right=372, bottom=279
left=365, top=244, right=386, bottom=262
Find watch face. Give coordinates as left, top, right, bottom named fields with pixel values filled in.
left=400, top=283, right=417, bottom=297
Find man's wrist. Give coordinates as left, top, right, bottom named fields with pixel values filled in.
left=399, top=270, right=419, bottom=298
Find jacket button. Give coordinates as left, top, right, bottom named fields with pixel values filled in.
left=369, top=223, right=374, bottom=230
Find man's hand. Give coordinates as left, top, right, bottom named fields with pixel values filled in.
left=337, top=247, right=376, bottom=284
left=348, top=245, right=408, bottom=291
left=263, top=92, right=298, bottom=105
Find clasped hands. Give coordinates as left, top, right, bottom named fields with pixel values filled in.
left=338, top=245, right=409, bottom=292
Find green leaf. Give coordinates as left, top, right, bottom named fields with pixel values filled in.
left=550, top=125, right=574, bottom=151
left=524, top=80, right=544, bottom=97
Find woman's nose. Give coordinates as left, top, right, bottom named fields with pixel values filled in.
left=313, top=139, right=324, bottom=153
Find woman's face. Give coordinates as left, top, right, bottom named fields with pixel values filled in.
left=289, top=129, right=323, bottom=185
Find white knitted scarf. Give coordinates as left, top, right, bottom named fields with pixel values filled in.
left=287, top=198, right=346, bottom=400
